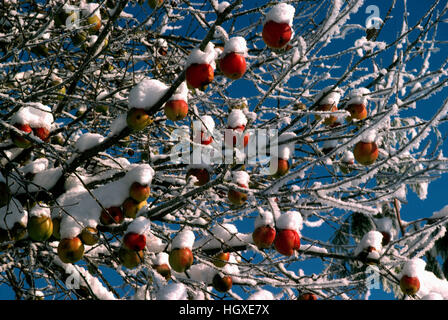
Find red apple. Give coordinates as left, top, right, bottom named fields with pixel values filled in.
left=400, top=275, right=420, bottom=295
left=381, top=231, right=391, bottom=246
left=186, top=63, right=214, bottom=90
left=298, top=293, right=318, bottom=300
left=186, top=168, right=210, bottom=186
left=354, top=141, right=378, bottom=165
left=274, top=229, right=300, bottom=256
left=79, top=227, right=99, bottom=246
left=27, top=216, right=53, bottom=242
left=129, top=182, right=151, bottom=202
left=148, top=0, right=164, bottom=9
left=227, top=183, right=248, bottom=206
left=33, top=127, right=50, bottom=142
left=127, top=108, right=151, bottom=131
left=100, top=206, right=124, bottom=225
left=57, top=237, right=85, bottom=264
left=213, top=252, right=230, bottom=268
left=86, top=15, right=101, bottom=34
left=219, top=52, right=246, bottom=80
left=271, top=158, right=290, bottom=178
left=123, top=232, right=146, bottom=251
left=212, top=274, right=233, bottom=293
left=225, top=125, right=249, bottom=148
left=346, top=103, right=367, bottom=121
left=164, top=99, right=188, bottom=121
left=169, top=247, right=194, bottom=273
left=11, top=123, right=33, bottom=148
left=154, top=263, right=171, bottom=280
left=119, top=246, right=144, bottom=269
left=252, top=225, right=276, bottom=249
left=122, top=198, right=146, bottom=219
left=262, top=20, right=292, bottom=49
left=316, top=104, right=338, bottom=126
left=200, top=131, right=213, bottom=145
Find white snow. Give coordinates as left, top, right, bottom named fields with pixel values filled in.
left=400, top=258, right=426, bottom=278
left=80, top=2, right=101, bottom=20
left=108, top=114, right=128, bottom=136
left=254, top=209, right=275, bottom=229
left=315, top=86, right=343, bottom=106
left=354, top=230, right=383, bottom=256
left=29, top=203, right=51, bottom=218
left=227, top=109, right=247, bottom=128
left=172, top=229, right=195, bottom=249
left=0, top=197, right=28, bottom=229
left=157, top=282, right=188, bottom=300
left=421, top=292, right=443, bottom=300
left=347, top=87, right=370, bottom=105
left=276, top=211, right=303, bottom=232
left=211, top=223, right=238, bottom=241
left=169, top=81, right=188, bottom=103
left=232, top=171, right=250, bottom=187
left=217, top=1, right=230, bottom=13
left=341, top=150, right=354, bottom=164
left=247, top=289, right=275, bottom=300
left=75, top=133, right=105, bottom=152
left=54, top=164, right=154, bottom=239
left=223, top=37, right=248, bottom=56
left=360, top=129, right=377, bottom=143
left=265, top=3, right=295, bottom=26
left=11, top=103, right=53, bottom=131
left=274, top=132, right=296, bottom=160
left=431, top=204, right=448, bottom=219
left=126, top=216, right=151, bottom=235
left=186, top=42, right=217, bottom=69
left=152, top=252, right=169, bottom=266
left=128, top=78, right=169, bottom=110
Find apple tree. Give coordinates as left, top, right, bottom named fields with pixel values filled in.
left=1, top=0, right=448, bottom=300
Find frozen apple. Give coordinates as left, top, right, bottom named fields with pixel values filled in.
left=354, top=141, right=378, bottom=165
left=219, top=52, right=246, bottom=80
left=129, top=182, right=151, bottom=202
left=123, top=232, right=146, bottom=251
left=186, top=63, right=214, bottom=90
left=228, top=183, right=248, bottom=206
left=169, top=247, right=194, bottom=273
left=100, top=206, right=124, bottom=225
left=252, top=225, right=276, bottom=249
left=154, top=263, right=171, bottom=280
left=27, top=216, right=53, bottom=242
left=33, top=127, right=50, bottom=142
left=58, top=237, right=85, bottom=264
left=122, top=197, right=146, bottom=219
left=212, top=252, right=230, bottom=268
left=274, top=229, right=300, bottom=256
left=79, top=227, right=99, bottom=246
left=164, top=99, right=188, bottom=121
left=271, top=158, right=290, bottom=178
left=346, top=103, right=367, bottom=121
left=400, top=275, right=420, bottom=295
left=186, top=168, right=210, bottom=186
left=212, top=274, right=232, bottom=293
left=118, top=246, right=144, bottom=269
left=298, top=293, right=318, bottom=300
left=11, top=123, right=33, bottom=148
left=262, top=20, right=292, bottom=49
left=126, top=108, right=151, bottom=131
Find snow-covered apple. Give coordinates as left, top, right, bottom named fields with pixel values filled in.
left=227, top=183, right=248, bottom=206
left=346, top=103, right=367, bottom=121
left=400, top=275, right=420, bottom=295
left=219, top=52, right=246, bottom=80
left=262, top=20, right=292, bottom=49
left=80, top=227, right=99, bottom=246
left=316, top=104, right=338, bottom=126
left=123, top=232, right=146, bottom=251
left=86, top=15, right=101, bottom=34
left=298, top=293, right=318, bottom=300
left=164, top=99, right=188, bottom=121
left=212, top=252, right=230, bottom=268
left=154, top=263, right=171, bottom=280
left=126, top=108, right=151, bottom=131
left=200, top=131, right=213, bottom=145
left=100, top=206, right=124, bottom=225
left=33, top=127, right=50, bottom=142
left=212, top=274, right=233, bottom=293
left=271, top=158, right=290, bottom=178
left=11, top=123, right=33, bottom=148
left=274, top=229, right=300, bottom=256
left=57, top=237, right=85, bottom=263
left=354, top=141, right=378, bottom=165
left=118, top=246, right=144, bottom=269
left=252, top=225, right=276, bottom=249
left=169, top=247, right=194, bottom=273
left=27, top=215, right=53, bottom=242
left=122, top=197, right=146, bottom=219
left=225, top=125, right=249, bottom=148
left=186, top=168, right=210, bottom=186
left=186, top=63, right=214, bottom=90
left=129, top=182, right=151, bottom=202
